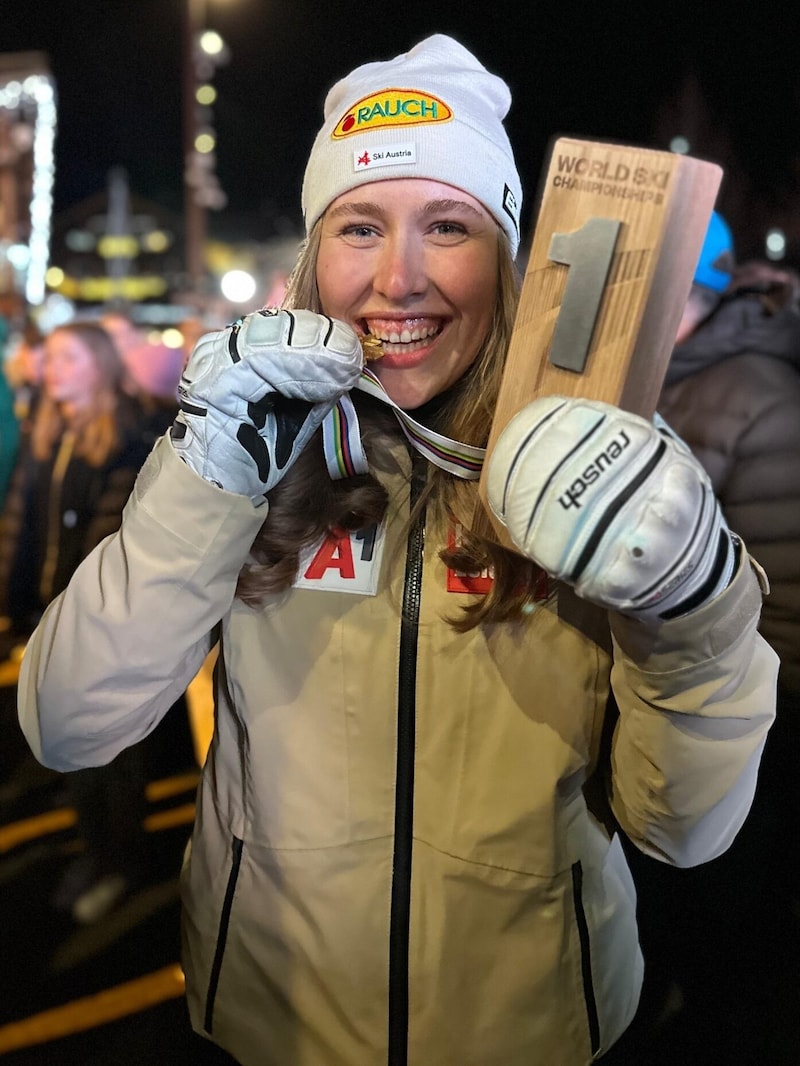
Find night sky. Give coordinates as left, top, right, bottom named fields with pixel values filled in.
left=4, top=0, right=800, bottom=258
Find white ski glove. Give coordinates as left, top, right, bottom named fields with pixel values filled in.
left=170, top=309, right=362, bottom=504
left=486, top=396, right=736, bottom=623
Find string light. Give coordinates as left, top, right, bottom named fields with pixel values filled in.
left=0, top=70, right=57, bottom=305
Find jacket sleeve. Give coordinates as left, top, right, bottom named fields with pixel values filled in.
left=17, top=436, right=267, bottom=771
left=607, top=548, right=778, bottom=868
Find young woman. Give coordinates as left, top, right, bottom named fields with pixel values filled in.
left=0, top=320, right=150, bottom=639
left=0, top=320, right=155, bottom=920
left=18, top=36, right=777, bottom=1065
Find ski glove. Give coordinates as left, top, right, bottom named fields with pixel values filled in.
left=170, top=309, right=362, bottom=504
left=486, top=395, right=736, bottom=623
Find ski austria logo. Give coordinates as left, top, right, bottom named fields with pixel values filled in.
left=332, top=89, right=453, bottom=139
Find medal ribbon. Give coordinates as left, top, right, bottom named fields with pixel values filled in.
left=323, top=366, right=486, bottom=481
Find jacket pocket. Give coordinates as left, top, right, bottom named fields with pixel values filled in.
left=204, top=835, right=243, bottom=1034
left=571, top=860, right=601, bottom=1057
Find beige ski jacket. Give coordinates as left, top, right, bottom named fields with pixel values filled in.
left=18, top=436, right=777, bottom=1066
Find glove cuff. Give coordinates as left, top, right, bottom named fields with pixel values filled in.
left=653, top=530, right=738, bottom=622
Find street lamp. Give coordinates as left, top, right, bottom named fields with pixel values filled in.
left=182, top=0, right=228, bottom=292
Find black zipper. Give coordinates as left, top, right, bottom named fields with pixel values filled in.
left=571, top=861, right=601, bottom=1055
left=387, top=455, right=427, bottom=1066
left=204, top=835, right=244, bottom=1034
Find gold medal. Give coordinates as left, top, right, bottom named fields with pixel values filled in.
left=359, top=334, right=384, bottom=362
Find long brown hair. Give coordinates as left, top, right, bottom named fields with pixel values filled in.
left=237, top=221, right=548, bottom=629
left=31, top=322, right=126, bottom=467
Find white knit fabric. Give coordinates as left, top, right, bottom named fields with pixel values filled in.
left=301, top=34, right=523, bottom=257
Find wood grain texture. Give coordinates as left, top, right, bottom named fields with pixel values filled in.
left=474, top=137, right=723, bottom=547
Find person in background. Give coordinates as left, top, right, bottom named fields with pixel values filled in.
left=0, top=320, right=151, bottom=643
left=99, top=308, right=144, bottom=360
left=0, top=320, right=155, bottom=923
left=661, top=213, right=800, bottom=702
left=0, top=315, right=46, bottom=788
left=3, top=316, right=46, bottom=438
left=17, top=37, right=777, bottom=1065
left=100, top=307, right=185, bottom=438
left=621, top=215, right=800, bottom=1060
left=121, top=337, right=185, bottom=441
left=119, top=332, right=202, bottom=785
left=177, top=315, right=210, bottom=371
left=0, top=312, right=21, bottom=513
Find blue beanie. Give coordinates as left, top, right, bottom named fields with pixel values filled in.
left=694, top=210, right=735, bottom=293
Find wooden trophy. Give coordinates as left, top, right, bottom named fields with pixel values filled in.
left=474, top=136, right=723, bottom=548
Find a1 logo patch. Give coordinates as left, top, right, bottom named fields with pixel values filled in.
left=294, top=524, right=385, bottom=596
left=446, top=521, right=494, bottom=594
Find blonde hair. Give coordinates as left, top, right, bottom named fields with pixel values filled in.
left=238, top=220, right=548, bottom=628
left=31, top=322, right=125, bottom=467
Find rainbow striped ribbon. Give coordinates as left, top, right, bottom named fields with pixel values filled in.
left=322, top=392, right=370, bottom=479
left=322, top=366, right=486, bottom=481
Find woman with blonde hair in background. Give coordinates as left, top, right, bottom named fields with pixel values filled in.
left=1, top=321, right=150, bottom=636
left=1, top=320, right=155, bottom=922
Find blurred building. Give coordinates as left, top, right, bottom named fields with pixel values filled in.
left=47, top=168, right=186, bottom=310
left=46, top=168, right=301, bottom=330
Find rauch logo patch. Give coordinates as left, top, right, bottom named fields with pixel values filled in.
left=332, top=89, right=453, bottom=139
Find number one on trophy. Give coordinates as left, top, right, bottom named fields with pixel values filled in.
left=474, top=136, right=723, bottom=548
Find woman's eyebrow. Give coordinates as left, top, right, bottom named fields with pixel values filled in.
left=326, top=198, right=485, bottom=220
left=326, top=201, right=386, bottom=219
left=420, top=199, right=484, bottom=219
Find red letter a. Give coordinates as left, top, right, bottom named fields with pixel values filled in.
left=304, top=534, right=356, bottom=580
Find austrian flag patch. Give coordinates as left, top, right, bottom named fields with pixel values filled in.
left=353, top=143, right=416, bottom=172
left=332, top=89, right=453, bottom=138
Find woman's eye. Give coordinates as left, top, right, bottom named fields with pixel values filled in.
left=432, top=221, right=467, bottom=237
left=341, top=223, right=377, bottom=238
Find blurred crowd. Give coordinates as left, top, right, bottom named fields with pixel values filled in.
left=616, top=215, right=800, bottom=1063
left=0, top=302, right=214, bottom=924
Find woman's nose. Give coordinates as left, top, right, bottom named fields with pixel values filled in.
left=373, top=237, right=426, bottom=301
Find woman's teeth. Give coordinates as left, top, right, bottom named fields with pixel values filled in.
left=367, top=324, right=440, bottom=353
left=375, top=324, right=438, bottom=343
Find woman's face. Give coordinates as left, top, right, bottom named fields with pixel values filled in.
left=43, top=330, right=101, bottom=409
left=316, top=178, right=500, bottom=410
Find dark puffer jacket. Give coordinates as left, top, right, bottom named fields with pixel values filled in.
left=659, top=283, right=800, bottom=693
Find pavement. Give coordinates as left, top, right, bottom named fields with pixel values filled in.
left=1, top=669, right=798, bottom=1065
left=0, top=671, right=235, bottom=1065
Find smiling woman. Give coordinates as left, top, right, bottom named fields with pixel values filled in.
left=16, top=32, right=778, bottom=1066
left=316, top=181, right=500, bottom=411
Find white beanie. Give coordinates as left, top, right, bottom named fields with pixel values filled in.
left=301, top=34, right=523, bottom=257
